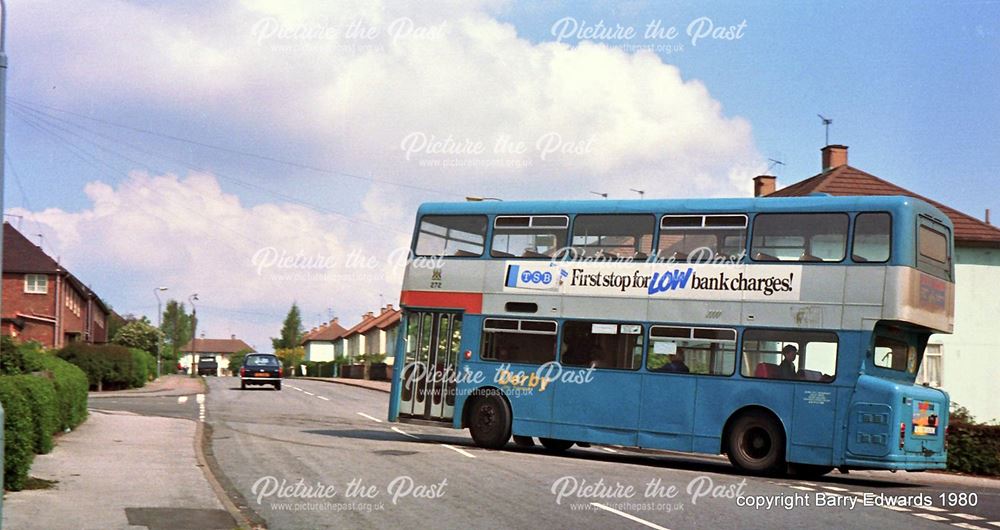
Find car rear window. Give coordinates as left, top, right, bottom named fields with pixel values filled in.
left=247, top=356, right=279, bottom=366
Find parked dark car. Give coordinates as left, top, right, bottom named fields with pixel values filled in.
left=240, top=353, right=283, bottom=390
left=197, top=355, right=218, bottom=376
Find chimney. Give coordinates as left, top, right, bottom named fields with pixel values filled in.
left=330, top=317, right=338, bottom=324
left=821, top=144, right=848, bottom=171
left=753, top=175, right=776, bottom=197
left=987, top=208, right=992, bottom=225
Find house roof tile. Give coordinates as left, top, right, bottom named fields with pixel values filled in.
left=181, top=338, right=254, bottom=354
left=768, top=165, right=1000, bottom=247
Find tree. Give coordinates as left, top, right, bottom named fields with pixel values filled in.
left=272, top=303, right=304, bottom=351
left=111, top=320, right=163, bottom=354
left=227, top=347, right=255, bottom=376
left=160, top=300, right=193, bottom=364
left=275, top=347, right=305, bottom=376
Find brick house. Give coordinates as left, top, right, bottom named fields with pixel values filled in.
left=2, top=223, right=111, bottom=347
left=755, top=145, right=1000, bottom=421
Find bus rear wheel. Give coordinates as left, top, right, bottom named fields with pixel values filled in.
left=468, top=394, right=511, bottom=449
left=539, top=438, right=574, bottom=452
left=726, top=411, right=785, bottom=475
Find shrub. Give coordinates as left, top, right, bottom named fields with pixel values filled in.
left=11, top=375, right=59, bottom=454
left=36, top=355, right=89, bottom=431
left=947, top=422, right=1000, bottom=476
left=0, top=376, right=36, bottom=491
left=57, top=342, right=151, bottom=391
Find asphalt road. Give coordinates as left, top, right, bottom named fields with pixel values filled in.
left=190, top=377, right=1000, bottom=530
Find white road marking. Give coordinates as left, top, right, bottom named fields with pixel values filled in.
left=304, top=391, right=315, bottom=396
left=952, top=514, right=986, bottom=521
left=848, top=491, right=866, bottom=496
left=356, top=412, right=382, bottom=423
left=918, top=505, right=949, bottom=512
left=913, top=513, right=949, bottom=522
left=292, top=387, right=303, bottom=392
left=821, top=486, right=849, bottom=492
left=952, top=523, right=989, bottom=530
left=599, top=447, right=618, bottom=453
left=589, top=502, right=670, bottom=530
left=986, top=522, right=1000, bottom=528
left=196, top=393, right=205, bottom=404
left=789, top=486, right=815, bottom=491
left=391, top=427, right=419, bottom=439
left=797, top=481, right=818, bottom=486
left=177, top=396, right=188, bottom=404
left=882, top=505, right=911, bottom=512
left=317, top=396, right=330, bottom=401
left=440, top=444, right=476, bottom=458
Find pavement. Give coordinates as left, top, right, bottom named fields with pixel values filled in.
left=297, top=376, right=390, bottom=393
left=88, top=374, right=207, bottom=399
left=2, top=376, right=241, bottom=530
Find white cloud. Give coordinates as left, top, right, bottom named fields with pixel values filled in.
left=10, top=0, right=765, bottom=344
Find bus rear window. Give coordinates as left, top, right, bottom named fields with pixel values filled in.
left=481, top=319, right=557, bottom=364
left=917, top=222, right=952, bottom=280
left=571, top=214, right=654, bottom=261
left=751, top=213, right=848, bottom=262
left=491, top=216, right=568, bottom=258
left=415, top=215, right=487, bottom=257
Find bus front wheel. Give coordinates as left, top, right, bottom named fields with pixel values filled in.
left=468, top=394, right=511, bottom=449
left=726, top=411, right=785, bottom=475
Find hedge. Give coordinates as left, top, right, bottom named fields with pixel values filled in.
left=11, top=375, right=59, bottom=454
left=57, top=342, right=152, bottom=391
left=947, top=422, right=1000, bottom=476
left=36, top=355, right=89, bottom=431
left=0, top=377, right=36, bottom=491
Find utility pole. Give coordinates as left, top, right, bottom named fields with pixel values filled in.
left=0, top=0, right=9, bottom=510
left=188, top=294, right=199, bottom=378
left=153, top=287, right=168, bottom=378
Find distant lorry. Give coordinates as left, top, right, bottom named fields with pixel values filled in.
left=197, top=355, right=218, bottom=376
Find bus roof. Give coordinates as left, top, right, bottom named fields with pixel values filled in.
left=416, top=195, right=951, bottom=225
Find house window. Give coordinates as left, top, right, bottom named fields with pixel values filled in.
left=25, top=274, right=48, bottom=294
left=917, top=344, right=943, bottom=387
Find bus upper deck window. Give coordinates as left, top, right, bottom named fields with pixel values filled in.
left=750, top=213, right=848, bottom=262
left=415, top=215, right=487, bottom=257
left=571, top=214, right=655, bottom=261
left=852, top=212, right=891, bottom=263
left=491, top=216, right=568, bottom=258
left=658, top=215, right=747, bottom=262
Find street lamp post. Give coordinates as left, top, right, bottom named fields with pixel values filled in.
left=188, top=294, right=199, bottom=378
left=153, top=287, right=168, bottom=378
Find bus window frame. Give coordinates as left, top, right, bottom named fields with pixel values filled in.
left=656, top=214, right=748, bottom=263
left=568, top=213, right=656, bottom=262
left=480, top=317, right=559, bottom=365
left=749, top=212, right=850, bottom=264
left=558, top=319, right=645, bottom=371
left=851, top=211, right=893, bottom=264
left=740, top=328, right=839, bottom=384
left=645, top=325, right=738, bottom=377
left=490, top=215, right=570, bottom=259
left=916, top=216, right=953, bottom=281
left=413, top=214, right=489, bottom=258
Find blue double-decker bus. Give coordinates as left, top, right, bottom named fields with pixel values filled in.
left=388, top=195, right=954, bottom=475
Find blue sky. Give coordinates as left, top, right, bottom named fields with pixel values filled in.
left=3, top=1, right=997, bottom=349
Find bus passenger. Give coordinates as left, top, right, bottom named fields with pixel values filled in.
left=778, top=345, right=798, bottom=379
left=664, top=352, right=690, bottom=373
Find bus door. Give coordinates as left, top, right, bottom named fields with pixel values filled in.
left=398, top=311, right=462, bottom=422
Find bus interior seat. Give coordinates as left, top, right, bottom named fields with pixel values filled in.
left=492, top=250, right=515, bottom=258
left=671, top=251, right=688, bottom=261
left=754, top=362, right=779, bottom=378
left=633, top=252, right=648, bottom=261
left=800, top=252, right=823, bottom=262
left=453, top=249, right=480, bottom=257
left=852, top=255, right=869, bottom=262
left=754, top=252, right=778, bottom=261
left=522, top=249, right=550, bottom=258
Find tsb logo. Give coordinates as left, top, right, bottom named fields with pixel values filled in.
left=521, top=270, right=553, bottom=284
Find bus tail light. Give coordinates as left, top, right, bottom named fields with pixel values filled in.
left=464, top=350, right=472, bottom=360
left=899, top=422, right=906, bottom=449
